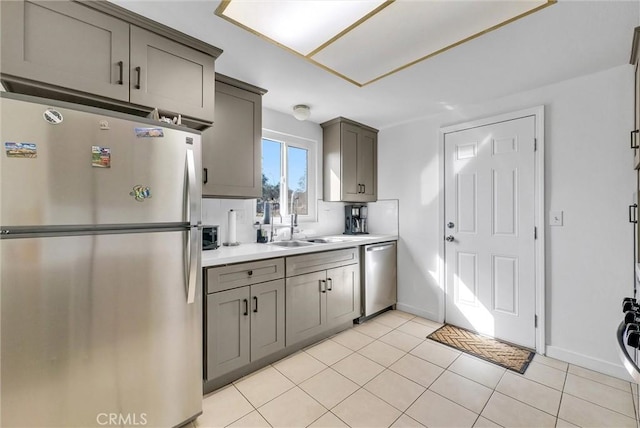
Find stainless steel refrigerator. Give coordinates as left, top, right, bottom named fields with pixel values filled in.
left=0, top=93, right=203, bottom=427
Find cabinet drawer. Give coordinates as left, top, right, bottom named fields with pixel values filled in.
left=286, top=248, right=359, bottom=277
left=207, top=258, right=284, bottom=293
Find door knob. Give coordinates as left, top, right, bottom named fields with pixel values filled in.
left=445, top=235, right=454, bottom=242
left=447, top=222, right=455, bottom=229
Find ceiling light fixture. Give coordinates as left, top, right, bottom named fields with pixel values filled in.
left=293, top=105, right=311, bottom=121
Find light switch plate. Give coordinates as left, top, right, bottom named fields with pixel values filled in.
left=549, top=211, right=563, bottom=226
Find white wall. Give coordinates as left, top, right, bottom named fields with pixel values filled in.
left=378, top=64, right=635, bottom=378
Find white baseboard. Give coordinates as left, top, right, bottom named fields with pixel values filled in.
left=396, top=303, right=443, bottom=323
left=545, top=345, right=632, bottom=382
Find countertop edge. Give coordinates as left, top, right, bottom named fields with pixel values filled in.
left=202, top=235, right=398, bottom=267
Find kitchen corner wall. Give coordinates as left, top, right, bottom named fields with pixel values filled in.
left=378, top=64, right=635, bottom=379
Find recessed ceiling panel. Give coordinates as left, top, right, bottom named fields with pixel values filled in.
left=219, top=0, right=387, bottom=56
left=312, top=0, right=549, bottom=85
left=216, top=0, right=554, bottom=86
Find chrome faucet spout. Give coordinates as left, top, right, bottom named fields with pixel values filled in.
left=289, top=191, right=300, bottom=240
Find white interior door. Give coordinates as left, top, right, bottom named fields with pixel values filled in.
left=444, top=115, right=536, bottom=348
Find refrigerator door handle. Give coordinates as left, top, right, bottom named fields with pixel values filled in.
left=186, top=148, right=198, bottom=227
left=185, top=148, right=199, bottom=304
left=186, top=226, right=198, bottom=304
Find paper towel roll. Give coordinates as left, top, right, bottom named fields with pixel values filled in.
left=227, top=210, right=237, bottom=244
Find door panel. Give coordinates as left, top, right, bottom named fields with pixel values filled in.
left=445, top=115, right=535, bottom=348
left=0, top=97, right=201, bottom=227
left=129, top=26, right=214, bottom=120
left=0, top=1, right=130, bottom=101
left=207, top=287, right=250, bottom=379
left=326, top=264, right=360, bottom=327
left=285, top=271, right=326, bottom=346
left=250, top=280, right=285, bottom=361
left=202, top=82, right=261, bottom=197
left=341, top=123, right=360, bottom=200
left=358, top=129, right=377, bottom=200
left=1, top=231, right=201, bottom=427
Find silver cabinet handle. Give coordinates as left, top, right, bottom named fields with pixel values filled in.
left=319, top=279, right=326, bottom=293
left=327, top=278, right=333, bottom=291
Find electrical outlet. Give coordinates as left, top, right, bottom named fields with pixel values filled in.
left=549, top=211, right=563, bottom=226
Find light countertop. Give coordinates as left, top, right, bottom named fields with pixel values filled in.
left=202, top=234, right=398, bottom=267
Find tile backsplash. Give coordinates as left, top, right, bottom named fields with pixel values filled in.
left=202, top=198, right=399, bottom=244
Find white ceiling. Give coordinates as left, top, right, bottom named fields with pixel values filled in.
left=112, top=0, right=638, bottom=130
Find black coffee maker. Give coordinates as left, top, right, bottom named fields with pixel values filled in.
left=344, top=205, right=368, bottom=235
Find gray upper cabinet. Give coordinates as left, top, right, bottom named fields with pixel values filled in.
left=322, top=117, right=378, bottom=202
left=202, top=76, right=266, bottom=198
left=0, top=0, right=219, bottom=123
left=1, top=1, right=130, bottom=102
left=129, top=26, right=214, bottom=120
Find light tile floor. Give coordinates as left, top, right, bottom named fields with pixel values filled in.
left=193, top=310, right=637, bottom=428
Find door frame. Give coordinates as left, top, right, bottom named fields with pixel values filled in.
left=438, top=106, right=546, bottom=353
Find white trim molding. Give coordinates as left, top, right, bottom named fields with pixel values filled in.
left=438, top=106, right=546, bottom=354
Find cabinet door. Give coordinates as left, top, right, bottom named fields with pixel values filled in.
left=0, top=0, right=130, bottom=101
left=250, top=280, right=285, bottom=361
left=129, top=26, right=215, bottom=121
left=340, top=122, right=361, bottom=201
left=326, top=264, right=361, bottom=327
left=202, top=82, right=262, bottom=198
left=206, top=287, right=250, bottom=380
left=358, top=129, right=378, bottom=201
left=286, top=271, right=327, bottom=346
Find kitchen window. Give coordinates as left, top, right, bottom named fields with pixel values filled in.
left=256, top=129, right=316, bottom=221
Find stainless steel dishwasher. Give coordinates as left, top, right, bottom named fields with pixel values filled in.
left=359, top=241, right=397, bottom=322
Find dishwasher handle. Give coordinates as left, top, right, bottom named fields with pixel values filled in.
left=366, top=243, right=395, bottom=252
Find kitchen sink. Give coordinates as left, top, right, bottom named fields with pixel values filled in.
left=305, top=237, right=345, bottom=244
left=269, top=240, right=316, bottom=247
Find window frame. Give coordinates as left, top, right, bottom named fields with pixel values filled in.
left=256, top=128, right=317, bottom=223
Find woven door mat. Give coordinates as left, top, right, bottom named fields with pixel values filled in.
left=427, top=324, right=535, bottom=374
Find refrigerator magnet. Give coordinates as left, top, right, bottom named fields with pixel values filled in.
left=43, top=108, right=63, bottom=125
left=134, top=127, right=164, bottom=138
left=5, top=142, right=37, bottom=158
left=92, top=146, right=111, bottom=168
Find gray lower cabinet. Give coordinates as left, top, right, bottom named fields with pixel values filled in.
left=326, top=264, right=361, bottom=326
left=202, top=76, right=266, bottom=198
left=285, top=271, right=327, bottom=345
left=285, top=250, right=361, bottom=347
left=206, top=279, right=285, bottom=380
left=0, top=0, right=218, bottom=122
